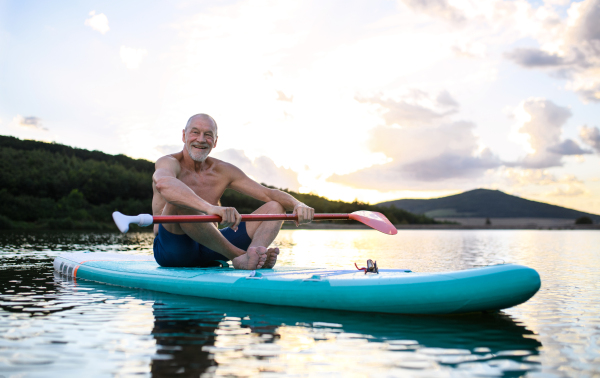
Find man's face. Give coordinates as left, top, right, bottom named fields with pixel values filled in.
left=182, top=117, right=218, bottom=162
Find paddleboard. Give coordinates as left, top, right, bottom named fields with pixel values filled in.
left=53, top=252, right=541, bottom=315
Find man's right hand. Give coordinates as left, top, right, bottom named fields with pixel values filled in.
left=208, top=205, right=242, bottom=231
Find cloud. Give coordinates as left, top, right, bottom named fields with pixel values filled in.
left=545, top=0, right=572, bottom=5
left=327, top=89, right=505, bottom=190
left=276, top=91, right=293, bottom=102
left=580, top=125, right=600, bottom=153
left=505, top=0, right=600, bottom=102
left=547, top=139, right=591, bottom=155
left=356, top=89, right=459, bottom=127
left=13, top=115, right=47, bottom=130
left=401, top=147, right=501, bottom=181
left=399, top=0, right=466, bottom=25
left=494, top=167, right=589, bottom=200
left=329, top=120, right=501, bottom=190
left=451, top=41, right=487, bottom=59
left=544, top=184, right=588, bottom=197
left=435, top=90, right=459, bottom=107
left=84, top=11, right=110, bottom=34
left=326, top=92, right=590, bottom=192
left=498, top=167, right=582, bottom=187
left=212, top=149, right=300, bottom=191
left=120, top=46, right=148, bottom=70
left=505, top=48, right=568, bottom=67
left=512, top=98, right=589, bottom=168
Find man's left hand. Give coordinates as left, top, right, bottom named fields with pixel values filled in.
left=293, top=203, right=314, bottom=226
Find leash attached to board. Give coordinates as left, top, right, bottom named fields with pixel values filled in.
left=355, top=259, right=379, bottom=274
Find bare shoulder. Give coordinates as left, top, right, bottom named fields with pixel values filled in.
left=208, top=157, right=245, bottom=178
left=155, top=153, right=182, bottom=175
left=157, top=152, right=182, bottom=164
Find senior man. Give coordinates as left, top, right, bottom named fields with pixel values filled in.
left=152, top=114, right=314, bottom=270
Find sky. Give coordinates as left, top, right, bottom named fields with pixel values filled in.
left=1, top=0, right=599, bottom=214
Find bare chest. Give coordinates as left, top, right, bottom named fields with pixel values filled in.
left=178, top=169, right=228, bottom=205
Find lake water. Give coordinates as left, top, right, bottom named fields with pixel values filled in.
left=0, top=229, right=599, bottom=377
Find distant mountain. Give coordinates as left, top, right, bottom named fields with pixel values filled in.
left=377, top=189, right=600, bottom=222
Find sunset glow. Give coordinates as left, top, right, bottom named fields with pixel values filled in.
left=1, top=0, right=599, bottom=212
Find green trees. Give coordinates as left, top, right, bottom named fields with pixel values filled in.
left=0, top=135, right=435, bottom=230
left=575, top=216, right=593, bottom=225
left=0, top=136, right=152, bottom=229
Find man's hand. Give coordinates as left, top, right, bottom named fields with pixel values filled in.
left=208, top=205, right=242, bottom=231
left=293, top=203, right=314, bottom=226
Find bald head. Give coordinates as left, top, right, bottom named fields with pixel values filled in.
left=185, top=114, right=218, bottom=136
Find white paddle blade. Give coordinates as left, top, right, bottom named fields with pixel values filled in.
left=112, top=212, right=153, bottom=233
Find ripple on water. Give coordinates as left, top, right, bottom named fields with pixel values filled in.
left=0, top=230, right=599, bottom=377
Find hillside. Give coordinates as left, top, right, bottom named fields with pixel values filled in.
left=377, top=189, right=600, bottom=223
left=0, top=136, right=434, bottom=230
left=0, top=135, right=155, bottom=230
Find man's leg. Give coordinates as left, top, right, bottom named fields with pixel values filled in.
left=162, top=203, right=266, bottom=270
left=245, top=201, right=286, bottom=269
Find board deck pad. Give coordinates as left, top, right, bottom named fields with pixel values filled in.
left=55, top=252, right=412, bottom=280
left=54, top=252, right=541, bottom=315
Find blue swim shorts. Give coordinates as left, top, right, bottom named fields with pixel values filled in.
left=153, top=222, right=252, bottom=267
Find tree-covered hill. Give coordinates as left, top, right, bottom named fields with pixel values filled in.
left=0, top=136, right=434, bottom=230
left=377, top=188, right=600, bottom=222
left=0, top=136, right=154, bottom=230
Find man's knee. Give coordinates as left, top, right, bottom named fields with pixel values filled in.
left=265, top=201, right=285, bottom=214
left=179, top=221, right=216, bottom=241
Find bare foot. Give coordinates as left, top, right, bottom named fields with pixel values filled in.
left=231, top=248, right=258, bottom=270
left=261, top=247, right=279, bottom=269
left=251, top=246, right=268, bottom=269
left=232, top=247, right=267, bottom=270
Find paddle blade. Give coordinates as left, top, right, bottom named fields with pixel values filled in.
left=112, top=212, right=153, bottom=233
left=349, top=211, right=398, bottom=235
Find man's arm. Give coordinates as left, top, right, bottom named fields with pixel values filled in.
left=153, top=156, right=242, bottom=229
left=228, top=166, right=314, bottom=224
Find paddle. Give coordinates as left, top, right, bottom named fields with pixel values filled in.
left=112, top=211, right=398, bottom=235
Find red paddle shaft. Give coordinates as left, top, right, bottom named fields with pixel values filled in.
left=152, top=213, right=349, bottom=223
left=112, top=210, right=397, bottom=234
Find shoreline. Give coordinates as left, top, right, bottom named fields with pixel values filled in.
left=283, top=223, right=600, bottom=230
left=1, top=223, right=598, bottom=233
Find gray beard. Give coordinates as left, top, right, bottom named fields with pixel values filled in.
left=186, top=144, right=210, bottom=162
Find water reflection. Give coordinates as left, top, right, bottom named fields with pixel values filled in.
left=0, top=263, right=543, bottom=377
left=2, top=230, right=599, bottom=376
left=73, top=277, right=542, bottom=377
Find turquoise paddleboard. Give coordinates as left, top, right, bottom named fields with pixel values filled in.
left=54, top=252, right=541, bottom=315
